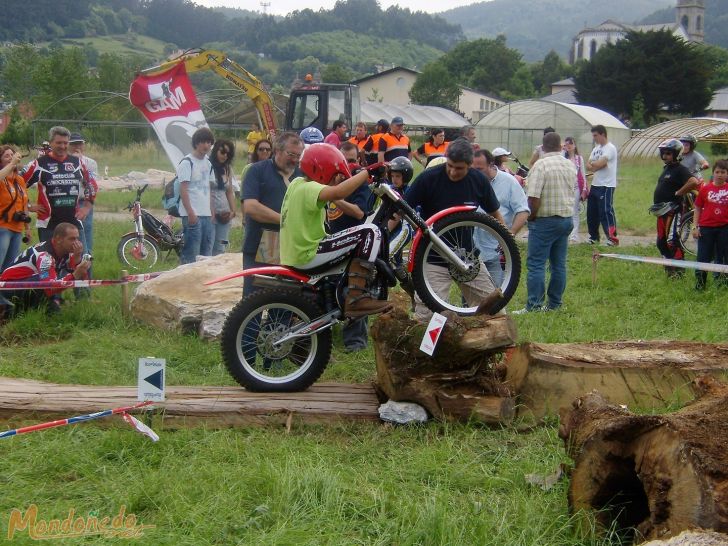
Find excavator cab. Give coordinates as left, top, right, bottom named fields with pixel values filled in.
left=286, top=82, right=360, bottom=137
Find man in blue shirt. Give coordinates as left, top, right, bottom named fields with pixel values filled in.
left=241, top=132, right=303, bottom=295
left=473, top=149, right=529, bottom=286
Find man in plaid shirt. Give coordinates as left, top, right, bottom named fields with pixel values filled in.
left=516, top=132, right=575, bottom=313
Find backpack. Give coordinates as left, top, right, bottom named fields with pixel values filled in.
left=162, top=157, right=193, bottom=217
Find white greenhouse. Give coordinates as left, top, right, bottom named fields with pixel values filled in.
left=475, top=100, right=630, bottom=160
left=620, top=118, right=728, bottom=158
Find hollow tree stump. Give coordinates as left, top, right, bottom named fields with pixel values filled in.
left=506, top=341, right=728, bottom=422
left=559, top=376, right=728, bottom=543
left=370, top=308, right=517, bottom=424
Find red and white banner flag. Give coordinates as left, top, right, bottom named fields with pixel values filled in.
left=129, top=63, right=208, bottom=168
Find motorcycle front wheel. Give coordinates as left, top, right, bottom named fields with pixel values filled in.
left=411, top=211, right=521, bottom=316
left=220, top=289, right=332, bottom=392
left=117, top=234, right=159, bottom=269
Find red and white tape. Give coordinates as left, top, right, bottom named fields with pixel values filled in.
left=0, top=272, right=162, bottom=290
left=597, top=253, right=728, bottom=274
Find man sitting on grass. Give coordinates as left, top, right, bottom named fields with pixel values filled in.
left=0, top=222, right=91, bottom=319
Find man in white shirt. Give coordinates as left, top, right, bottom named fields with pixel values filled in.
left=178, top=128, right=215, bottom=264
left=585, top=124, right=619, bottom=246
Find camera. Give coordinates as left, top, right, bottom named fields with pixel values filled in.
left=12, top=211, right=31, bottom=224
left=22, top=236, right=30, bottom=244
left=82, top=253, right=93, bottom=263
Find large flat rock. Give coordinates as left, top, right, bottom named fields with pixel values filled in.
left=131, top=254, right=244, bottom=339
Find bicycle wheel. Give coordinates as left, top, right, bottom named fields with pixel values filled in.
left=220, top=289, right=332, bottom=392
left=677, top=215, right=697, bottom=256
left=411, top=211, right=521, bottom=316
left=117, top=234, right=159, bottom=269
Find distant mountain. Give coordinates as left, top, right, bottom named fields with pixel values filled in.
left=440, top=0, right=674, bottom=61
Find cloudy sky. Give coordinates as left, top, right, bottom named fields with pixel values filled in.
left=195, top=0, right=483, bottom=16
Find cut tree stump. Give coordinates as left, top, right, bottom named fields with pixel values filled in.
left=559, top=376, right=728, bottom=543
left=370, top=308, right=517, bottom=424
left=506, top=341, right=728, bottom=421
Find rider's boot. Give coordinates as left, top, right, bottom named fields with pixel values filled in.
left=345, top=258, right=394, bottom=318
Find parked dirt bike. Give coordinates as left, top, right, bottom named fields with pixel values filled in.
left=117, top=184, right=184, bottom=270
left=208, top=173, right=521, bottom=392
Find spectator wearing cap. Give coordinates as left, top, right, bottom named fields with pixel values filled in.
left=68, top=132, right=98, bottom=261
left=362, top=119, right=389, bottom=166
left=324, top=120, right=347, bottom=148
left=378, top=116, right=411, bottom=164
left=492, top=147, right=516, bottom=175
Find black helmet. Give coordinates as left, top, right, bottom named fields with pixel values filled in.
left=658, top=138, right=683, bottom=159
left=388, top=157, right=414, bottom=184
left=679, top=134, right=697, bottom=148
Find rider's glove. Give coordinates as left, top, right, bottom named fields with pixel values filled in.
left=366, top=162, right=387, bottom=179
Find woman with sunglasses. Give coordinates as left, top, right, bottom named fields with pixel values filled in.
left=210, top=139, right=237, bottom=255
left=240, top=139, right=272, bottom=193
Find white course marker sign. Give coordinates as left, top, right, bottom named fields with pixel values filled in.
left=138, top=357, right=166, bottom=402
left=419, top=312, right=447, bottom=356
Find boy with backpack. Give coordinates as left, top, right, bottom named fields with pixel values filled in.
left=177, top=128, right=215, bottom=264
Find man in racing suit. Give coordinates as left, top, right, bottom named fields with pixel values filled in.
left=22, top=126, right=97, bottom=244
left=0, top=222, right=91, bottom=317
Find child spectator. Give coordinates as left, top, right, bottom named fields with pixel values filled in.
left=693, top=159, right=728, bottom=289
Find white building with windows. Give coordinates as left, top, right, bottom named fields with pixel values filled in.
left=570, top=0, right=703, bottom=64
left=351, top=67, right=504, bottom=123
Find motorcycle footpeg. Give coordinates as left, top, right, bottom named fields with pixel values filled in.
left=375, top=258, right=397, bottom=287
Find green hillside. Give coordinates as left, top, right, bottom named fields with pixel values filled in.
left=441, top=0, right=674, bottom=61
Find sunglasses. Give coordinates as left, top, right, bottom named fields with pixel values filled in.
left=218, top=149, right=229, bottom=156
left=257, top=147, right=272, bottom=152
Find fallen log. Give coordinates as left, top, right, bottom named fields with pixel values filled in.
left=506, top=341, right=728, bottom=421
left=370, top=308, right=517, bottom=424
left=559, top=376, right=728, bottom=543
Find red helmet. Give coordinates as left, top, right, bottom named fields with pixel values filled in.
left=300, top=143, right=352, bottom=184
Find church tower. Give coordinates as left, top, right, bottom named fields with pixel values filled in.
left=676, top=0, right=705, bottom=42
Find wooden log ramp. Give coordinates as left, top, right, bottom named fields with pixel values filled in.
left=0, top=378, right=380, bottom=429
left=559, top=376, right=728, bottom=544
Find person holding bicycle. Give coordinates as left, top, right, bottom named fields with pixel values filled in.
left=651, top=139, right=700, bottom=277
left=692, top=160, right=728, bottom=289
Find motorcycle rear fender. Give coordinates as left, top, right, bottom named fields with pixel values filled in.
left=205, top=266, right=311, bottom=286
left=407, top=205, right=477, bottom=273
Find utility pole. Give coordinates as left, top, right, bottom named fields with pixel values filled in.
left=260, top=2, right=270, bottom=15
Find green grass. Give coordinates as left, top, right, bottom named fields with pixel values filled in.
left=41, top=34, right=168, bottom=58
left=0, top=156, right=724, bottom=545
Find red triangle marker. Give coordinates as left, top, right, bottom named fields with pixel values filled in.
left=428, top=327, right=441, bottom=343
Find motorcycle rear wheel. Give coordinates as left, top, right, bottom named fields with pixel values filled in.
left=411, top=211, right=521, bottom=316
left=220, top=289, right=332, bottom=392
left=117, top=234, right=159, bottom=270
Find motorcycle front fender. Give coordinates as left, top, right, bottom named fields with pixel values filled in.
left=407, top=205, right=477, bottom=273
left=205, top=266, right=311, bottom=286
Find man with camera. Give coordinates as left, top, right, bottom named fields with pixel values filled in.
left=0, top=222, right=91, bottom=318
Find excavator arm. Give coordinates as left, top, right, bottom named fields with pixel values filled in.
left=140, top=49, right=278, bottom=134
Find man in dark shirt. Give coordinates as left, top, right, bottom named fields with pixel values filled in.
left=652, top=139, right=699, bottom=276
left=23, top=126, right=96, bottom=244
left=327, top=142, right=373, bottom=351
left=405, top=138, right=504, bottom=320
left=241, top=132, right=303, bottom=295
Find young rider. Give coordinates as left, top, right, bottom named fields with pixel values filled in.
left=279, top=143, right=393, bottom=318
left=651, top=139, right=700, bottom=277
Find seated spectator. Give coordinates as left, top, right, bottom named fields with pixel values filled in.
left=0, top=222, right=90, bottom=318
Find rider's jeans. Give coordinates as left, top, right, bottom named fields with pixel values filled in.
left=181, top=216, right=213, bottom=264
left=526, top=215, right=573, bottom=311
left=413, top=263, right=496, bottom=322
